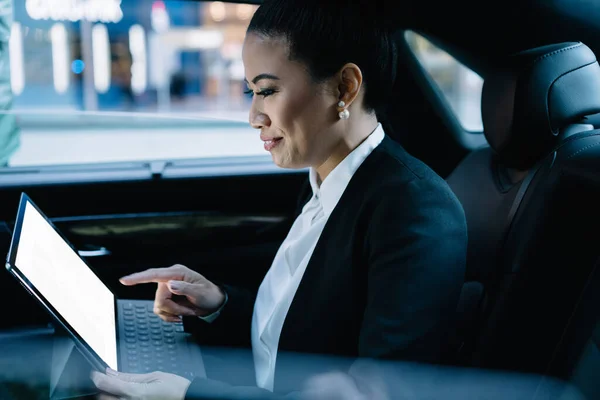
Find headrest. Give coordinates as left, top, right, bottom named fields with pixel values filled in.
left=482, top=42, right=600, bottom=170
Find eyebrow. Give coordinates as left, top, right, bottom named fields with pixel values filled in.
left=244, top=73, right=280, bottom=85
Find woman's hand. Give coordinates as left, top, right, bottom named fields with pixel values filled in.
left=92, top=368, right=191, bottom=400
left=120, top=264, right=226, bottom=322
left=301, top=371, right=389, bottom=400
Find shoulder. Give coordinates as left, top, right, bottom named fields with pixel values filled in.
left=359, top=137, right=464, bottom=215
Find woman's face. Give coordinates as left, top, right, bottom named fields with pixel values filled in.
left=242, top=32, right=340, bottom=170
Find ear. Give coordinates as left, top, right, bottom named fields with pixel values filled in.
left=336, top=63, right=363, bottom=108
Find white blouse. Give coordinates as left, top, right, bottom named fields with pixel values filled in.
left=251, top=124, right=385, bottom=391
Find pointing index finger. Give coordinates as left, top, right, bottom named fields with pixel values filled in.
left=120, top=268, right=185, bottom=286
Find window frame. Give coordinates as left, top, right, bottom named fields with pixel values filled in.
left=402, top=29, right=488, bottom=150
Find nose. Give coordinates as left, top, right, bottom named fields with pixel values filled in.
left=249, top=102, right=271, bottom=129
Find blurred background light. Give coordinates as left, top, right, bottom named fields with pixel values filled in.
left=209, top=2, right=226, bottom=22
left=151, top=1, right=170, bottom=33
left=9, top=22, right=25, bottom=96
left=71, top=60, right=85, bottom=74
left=92, top=24, right=111, bottom=93
left=50, top=23, right=69, bottom=94
left=236, top=4, right=254, bottom=20
left=129, top=25, right=147, bottom=95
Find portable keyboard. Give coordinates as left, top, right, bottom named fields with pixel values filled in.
left=117, top=300, right=198, bottom=379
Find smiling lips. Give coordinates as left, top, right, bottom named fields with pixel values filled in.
left=261, top=136, right=283, bottom=151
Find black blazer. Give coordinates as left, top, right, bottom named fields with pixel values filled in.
left=184, top=136, right=467, bottom=398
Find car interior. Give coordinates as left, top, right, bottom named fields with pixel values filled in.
left=1, top=0, right=600, bottom=398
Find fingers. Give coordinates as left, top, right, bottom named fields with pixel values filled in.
left=154, top=283, right=197, bottom=319
left=167, top=280, right=200, bottom=299
left=155, top=300, right=196, bottom=318
left=106, top=368, right=157, bottom=383
left=169, top=280, right=226, bottom=312
left=302, top=372, right=367, bottom=400
left=96, top=393, right=120, bottom=400
left=119, top=265, right=189, bottom=286
left=155, top=311, right=182, bottom=323
left=91, top=371, right=135, bottom=398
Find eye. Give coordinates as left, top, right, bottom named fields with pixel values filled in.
left=243, top=88, right=278, bottom=98
left=256, top=89, right=276, bottom=97
left=256, top=88, right=277, bottom=98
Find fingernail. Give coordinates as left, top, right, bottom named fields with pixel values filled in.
left=106, top=368, right=118, bottom=376
left=169, top=281, right=180, bottom=290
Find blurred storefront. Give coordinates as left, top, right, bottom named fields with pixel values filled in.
left=10, top=0, right=257, bottom=113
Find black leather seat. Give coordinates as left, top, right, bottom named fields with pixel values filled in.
left=446, top=41, right=600, bottom=378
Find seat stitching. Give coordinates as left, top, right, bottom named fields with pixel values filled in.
left=566, top=141, right=600, bottom=159
left=532, top=43, right=582, bottom=65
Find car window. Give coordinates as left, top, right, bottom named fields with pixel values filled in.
left=1, top=0, right=261, bottom=168
left=405, top=30, right=484, bottom=132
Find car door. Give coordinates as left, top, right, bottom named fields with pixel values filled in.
left=0, top=0, right=312, bottom=330
left=0, top=112, right=308, bottom=330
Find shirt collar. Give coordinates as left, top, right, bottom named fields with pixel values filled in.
left=308, top=123, right=385, bottom=218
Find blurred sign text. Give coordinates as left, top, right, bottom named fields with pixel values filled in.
left=26, top=0, right=124, bottom=23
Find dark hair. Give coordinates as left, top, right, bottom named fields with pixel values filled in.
left=247, top=0, right=398, bottom=117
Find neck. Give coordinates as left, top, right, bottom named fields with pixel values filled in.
left=315, top=114, right=379, bottom=182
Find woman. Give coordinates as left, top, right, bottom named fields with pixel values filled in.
left=92, top=0, right=467, bottom=398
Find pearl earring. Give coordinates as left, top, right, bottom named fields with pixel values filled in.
left=337, top=101, right=349, bottom=120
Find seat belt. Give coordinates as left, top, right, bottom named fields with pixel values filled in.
left=506, top=151, right=557, bottom=231
left=463, top=152, right=556, bottom=365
